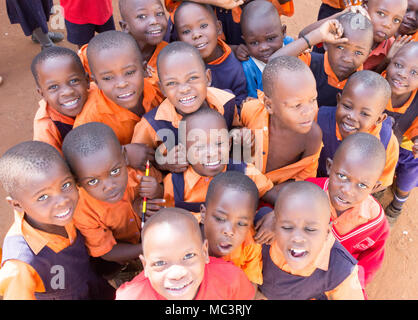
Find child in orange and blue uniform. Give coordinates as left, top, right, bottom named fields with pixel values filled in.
left=317, top=70, right=399, bottom=192
left=259, top=181, right=365, bottom=300
left=383, top=42, right=418, bottom=222
left=116, top=208, right=255, bottom=300
left=396, top=0, right=418, bottom=41
left=131, top=41, right=240, bottom=173
left=31, top=47, right=90, bottom=152
left=272, top=11, right=374, bottom=107
left=62, top=123, right=164, bottom=272
left=201, top=171, right=263, bottom=289
left=174, top=1, right=248, bottom=107
left=0, top=141, right=115, bottom=299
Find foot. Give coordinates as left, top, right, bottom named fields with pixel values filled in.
left=385, top=202, right=402, bottom=226
left=32, top=31, right=64, bottom=44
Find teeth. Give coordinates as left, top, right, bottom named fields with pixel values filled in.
left=196, top=43, right=206, bottom=49
left=205, top=160, right=221, bottom=166
left=148, top=29, right=162, bottom=35
left=337, top=196, right=348, bottom=204
left=55, top=208, right=70, bottom=218
left=62, top=98, right=79, bottom=107
left=179, top=96, right=196, bottom=103
left=118, top=92, right=134, bottom=98
left=342, top=122, right=356, bottom=131
left=167, top=282, right=190, bottom=291
left=290, top=248, right=307, bottom=258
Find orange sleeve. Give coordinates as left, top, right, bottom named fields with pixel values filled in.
left=404, top=117, right=418, bottom=141
left=245, top=163, right=274, bottom=197
left=271, top=0, right=294, bottom=17
left=33, top=117, right=63, bottom=153
left=0, top=260, right=45, bottom=300
left=294, top=143, right=323, bottom=181
left=72, top=199, right=117, bottom=257
left=325, top=265, right=365, bottom=300
left=380, top=134, right=399, bottom=187
left=241, top=243, right=263, bottom=285
left=163, top=173, right=175, bottom=209
left=298, top=52, right=312, bottom=67
left=131, top=117, right=159, bottom=149
left=78, top=44, right=92, bottom=78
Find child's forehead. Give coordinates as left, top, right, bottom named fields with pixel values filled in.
left=368, top=0, right=408, bottom=13
left=160, top=51, right=205, bottom=73
left=186, top=114, right=227, bottom=132
left=176, top=2, right=216, bottom=24
left=38, top=55, right=82, bottom=74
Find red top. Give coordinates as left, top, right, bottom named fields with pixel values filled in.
left=60, top=0, right=113, bottom=25
left=115, top=257, right=255, bottom=300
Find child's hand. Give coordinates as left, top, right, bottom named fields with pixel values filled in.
left=124, top=143, right=155, bottom=171
left=254, top=211, right=275, bottom=245
left=213, top=0, right=244, bottom=10
left=387, top=35, right=413, bottom=61
left=235, top=44, right=250, bottom=61
left=318, top=19, right=349, bottom=45
left=138, top=175, right=163, bottom=199
left=133, top=197, right=166, bottom=222
left=157, top=144, right=189, bottom=173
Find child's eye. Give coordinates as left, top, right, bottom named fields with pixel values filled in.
left=137, top=14, right=146, bottom=19
left=411, top=70, right=417, bottom=76
left=238, top=221, right=249, bottom=227
left=110, top=168, right=121, bottom=176
left=305, top=227, right=317, bottom=232
left=152, top=260, right=166, bottom=267
left=156, top=11, right=164, bottom=17
left=181, top=29, right=191, bottom=35
left=355, top=51, right=364, bottom=56
left=250, top=41, right=258, bottom=46
left=37, top=194, right=49, bottom=201
left=166, top=81, right=176, bottom=86
left=48, top=84, right=58, bottom=90
left=126, top=70, right=136, bottom=76
left=394, top=18, right=401, bottom=24
left=281, top=225, right=293, bottom=231
left=337, top=173, right=348, bottom=180
left=88, top=178, right=99, bottom=186
left=200, top=23, right=208, bottom=29
left=62, top=182, right=72, bottom=190
left=102, top=76, right=112, bottom=81
left=337, top=45, right=344, bottom=50
left=377, top=11, right=385, bottom=17
left=343, top=104, right=352, bottom=110
left=189, top=75, right=198, bottom=81
left=358, top=183, right=368, bottom=189
left=184, top=253, right=196, bottom=260
left=69, top=78, right=80, bottom=85
left=267, top=36, right=277, bottom=42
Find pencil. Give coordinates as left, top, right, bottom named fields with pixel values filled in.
left=141, top=160, right=150, bottom=228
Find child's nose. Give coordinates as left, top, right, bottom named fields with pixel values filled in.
left=179, top=82, right=191, bottom=94
left=116, top=78, right=129, bottom=89
left=166, top=264, right=188, bottom=281
left=61, top=84, right=75, bottom=96
left=222, top=222, right=234, bottom=237
left=192, top=30, right=202, bottom=40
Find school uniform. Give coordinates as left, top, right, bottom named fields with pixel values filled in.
left=363, top=38, right=395, bottom=71
left=0, top=210, right=115, bottom=300
left=308, top=177, right=390, bottom=287
left=33, top=100, right=75, bottom=152
left=163, top=161, right=274, bottom=222
left=385, top=89, right=418, bottom=192
left=317, top=106, right=399, bottom=188
left=299, top=51, right=363, bottom=107
left=73, top=82, right=160, bottom=145
left=222, top=228, right=263, bottom=285
left=131, top=87, right=239, bottom=150
left=207, top=39, right=248, bottom=107
left=115, top=256, right=255, bottom=300
left=259, top=232, right=365, bottom=300
left=145, top=41, right=168, bottom=105
left=73, top=167, right=150, bottom=258
left=240, top=92, right=323, bottom=184
left=242, top=57, right=265, bottom=98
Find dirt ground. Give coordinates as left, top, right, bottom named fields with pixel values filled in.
left=0, top=0, right=416, bottom=299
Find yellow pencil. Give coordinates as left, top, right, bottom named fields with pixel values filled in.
left=141, top=160, right=150, bottom=228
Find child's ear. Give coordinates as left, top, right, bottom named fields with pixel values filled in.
left=375, top=112, right=387, bottom=126
left=326, top=158, right=333, bottom=176
left=85, top=72, right=90, bottom=88
left=200, top=204, right=206, bottom=224
left=202, top=239, right=210, bottom=264
left=336, top=92, right=342, bottom=105
left=205, top=68, right=212, bottom=87
left=158, top=81, right=166, bottom=97
left=264, top=95, right=274, bottom=115
left=36, top=86, right=44, bottom=98
left=282, top=24, right=287, bottom=37
left=6, top=196, right=24, bottom=214
left=119, top=20, right=129, bottom=33
left=216, top=20, right=223, bottom=37
left=139, top=254, right=148, bottom=277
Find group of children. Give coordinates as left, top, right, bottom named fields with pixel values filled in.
left=0, top=0, right=416, bottom=300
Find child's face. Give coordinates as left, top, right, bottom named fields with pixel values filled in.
left=326, top=29, right=372, bottom=81
left=10, top=161, right=79, bottom=228
left=242, top=16, right=285, bottom=64
left=202, top=187, right=255, bottom=258
left=398, top=0, right=418, bottom=35
left=274, top=194, right=330, bottom=271
left=175, top=4, right=222, bottom=62
left=326, top=151, right=382, bottom=215
left=367, top=0, right=408, bottom=43
left=91, top=46, right=144, bottom=111
left=266, top=69, right=318, bottom=134
left=36, top=56, right=89, bottom=118
left=186, top=114, right=230, bottom=177
left=71, top=143, right=129, bottom=203
left=158, top=52, right=211, bottom=115
left=335, top=81, right=387, bottom=139
left=120, top=0, right=168, bottom=48
left=386, top=46, right=418, bottom=96
left=141, top=220, right=209, bottom=300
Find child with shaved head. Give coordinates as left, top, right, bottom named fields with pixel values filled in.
left=259, top=181, right=364, bottom=300
left=308, top=132, right=390, bottom=291
left=115, top=208, right=255, bottom=300
left=0, top=141, right=115, bottom=299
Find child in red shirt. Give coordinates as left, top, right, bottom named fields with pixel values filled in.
left=116, top=208, right=255, bottom=300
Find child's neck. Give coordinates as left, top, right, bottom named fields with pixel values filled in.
left=391, top=91, right=413, bottom=109
left=203, top=44, right=224, bottom=64
left=140, top=43, right=158, bottom=63
left=24, top=213, right=69, bottom=238
left=127, top=94, right=146, bottom=117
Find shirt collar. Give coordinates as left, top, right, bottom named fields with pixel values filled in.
left=35, top=100, right=75, bottom=123
left=95, top=87, right=141, bottom=122
left=324, top=52, right=363, bottom=89
left=184, top=164, right=228, bottom=191
left=269, top=231, right=335, bottom=277
left=208, top=39, right=232, bottom=66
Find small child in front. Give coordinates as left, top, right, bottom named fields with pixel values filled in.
left=308, top=132, right=390, bottom=290
left=62, top=123, right=163, bottom=269
left=259, top=181, right=364, bottom=300
left=0, top=141, right=115, bottom=300
left=31, top=46, right=90, bottom=152
left=201, top=171, right=263, bottom=288
left=115, top=208, right=255, bottom=300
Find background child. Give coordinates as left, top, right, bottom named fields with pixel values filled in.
left=201, top=171, right=263, bottom=287
left=383, top=42, right=418, bottom=221
left=62, top=123, right=163, bottom=275
left=308, top=132, right=390, bottom=290
left=31, top=47, right=90, bottom=152
left=396, top=0, right=418, bottom=41
left=131, top=41, right=239, bottom=173
left=0, top=141, right=115, bottom=300
left=273, top=11, right=374, bottom=107
left=317, top=70, right=399, bottom=192
left=115, top=208, right=255, bottom=300
left=174, top=1, right=248, bottom=107
left=259, top=181, right=365, bottom=300
left=239, top=0, right=288, bottom=98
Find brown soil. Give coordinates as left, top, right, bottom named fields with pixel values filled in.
left=0, top=0, right=416, bottom=299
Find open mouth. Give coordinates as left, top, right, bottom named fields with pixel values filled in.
left=117, top=91, right=135, bottom=100
left=288, top=248, right=308, bottom=258
left=335, top=195, right=350, bottom=206
left=146, top=28, right=163, bottom=36
left=195, top=42, right=208, bottom=50
left=166, top=280, right=193, bottom=296
left=204, top=160, right=221, bottom=168
left=299, top=120, right=313, bottom=128
left=54, top=208, right=72, bottom=220
left=217, top=241, right=233, bottom=253
left=61, top=98, right=80, bottom=109
left=376, top=31, right=387, bottom=40
left=340, top=121, right=358, bottom=133
left=391, top=78, right=408, bottom=89
left=179, top=95, right=197, bottom=105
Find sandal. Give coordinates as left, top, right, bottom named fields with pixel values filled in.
left=385, top=202, right=402, bottom=225
left=32, top=31, right=64, bottom=44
